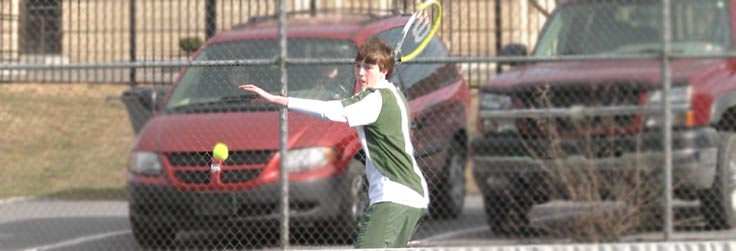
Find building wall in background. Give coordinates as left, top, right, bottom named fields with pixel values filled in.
left=1, top=0, right=21, bottom=61
left=2, top=0, right=555, bottom=69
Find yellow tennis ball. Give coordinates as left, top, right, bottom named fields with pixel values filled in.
left=212, top=142, right=229, bottom=161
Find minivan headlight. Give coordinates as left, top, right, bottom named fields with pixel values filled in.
left=129, top=151, right=163, bottom=175
left=284, top=147, right=336, bottom=172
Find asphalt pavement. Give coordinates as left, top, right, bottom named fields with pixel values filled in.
left=1, top=195, right=734, bottom=251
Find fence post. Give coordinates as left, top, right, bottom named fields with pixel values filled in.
left=278, top=0, right=290, bottom=249
left=495, top=0, right=502, bottom=74
left=661, top=0, right=674, bottom=240
left=205, top=0, right=217, bottom=39
left=129, top=0, right=136, bottom=85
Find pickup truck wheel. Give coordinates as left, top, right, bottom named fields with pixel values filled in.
left=483, top=192, right=533, bottom=236
left=131, top=219, right=176, bottom=249
left=430, top=140, right=467, bottom=219
left=700, top=132, right=736, bottom=229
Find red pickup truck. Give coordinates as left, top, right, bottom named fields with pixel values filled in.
left=473, top=0, right=736, bottom=235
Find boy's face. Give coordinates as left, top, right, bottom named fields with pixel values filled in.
left=354, top=61, right=387, bottom=91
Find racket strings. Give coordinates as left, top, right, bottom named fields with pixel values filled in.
left=395, top=0, right=442, bottom=62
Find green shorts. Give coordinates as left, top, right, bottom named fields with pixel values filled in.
left=353, top=202, right=425, bottom=249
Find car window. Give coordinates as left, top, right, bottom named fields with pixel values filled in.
left=166, top=39, right=357, bottom=113
left=534, top=0, right=731, bottom=56
left=376, top=28, right=460, bottom=99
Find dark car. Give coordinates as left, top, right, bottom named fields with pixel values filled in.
left=125, top=14, right=471, bottom=248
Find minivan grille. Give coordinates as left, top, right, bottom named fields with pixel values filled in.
left=166, top=150, right=273, bottom=184
left=167, top=150, right=275, bottom=166
left=174, top=169, right=264, bottom=184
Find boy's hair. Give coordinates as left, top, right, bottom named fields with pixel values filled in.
left=355, top=38, right=395, bottom=79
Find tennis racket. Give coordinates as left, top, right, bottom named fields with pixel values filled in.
left=394, top=0, right=443, bottom=63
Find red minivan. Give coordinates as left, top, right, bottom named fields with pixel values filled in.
left=126, top=14, right=471, bottom=248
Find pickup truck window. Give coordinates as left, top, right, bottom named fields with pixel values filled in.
left=534, top=0, right=730, bottom=56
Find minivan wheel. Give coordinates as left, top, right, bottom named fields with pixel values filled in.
left=430, top=140, right=467, bottom=219
left=330, top=158, right=368, bottom=243
left=131, top=218, right=176, bottom=249
left=700, top=132, right=736, bottom=230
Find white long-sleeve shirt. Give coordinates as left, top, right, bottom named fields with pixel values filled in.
left=287, top=80, right=429, bottom=209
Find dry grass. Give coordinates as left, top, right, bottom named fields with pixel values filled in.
left=0, top=83, right=135, bottom=200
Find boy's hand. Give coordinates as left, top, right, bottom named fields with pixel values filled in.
left=239, top=84, right=268, bottom=97
left=239, top=84, right=288, bottom=106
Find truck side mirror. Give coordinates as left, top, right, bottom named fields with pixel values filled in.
left=499, top=43, right=528, bottom=66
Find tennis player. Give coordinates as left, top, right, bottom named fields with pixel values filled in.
left=239, top=38, right=429, bottom=248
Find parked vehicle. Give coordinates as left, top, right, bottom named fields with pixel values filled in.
left=473, top=0, right=736, bottom=235
left=125, top=14, right=471, bottom=248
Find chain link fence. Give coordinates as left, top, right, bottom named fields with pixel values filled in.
left=2, top=0, right=736, bottom=250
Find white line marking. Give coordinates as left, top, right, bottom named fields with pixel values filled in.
left=0, top=197, right=33, bottom=205
left=415, top=225, right=489, bottom=242
left=23, top=230, right=131, bottom=251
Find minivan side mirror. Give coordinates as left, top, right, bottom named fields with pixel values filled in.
left=121, top=86, right=168, bottom=134
left=499, top=43, right=528, bottom=66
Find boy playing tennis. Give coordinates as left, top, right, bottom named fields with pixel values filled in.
left=239, top=38, right=429, bottom=248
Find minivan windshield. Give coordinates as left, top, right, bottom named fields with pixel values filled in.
left=166, top=39, right=356, bottom=113
left=534, top=0, right=731, bottom=56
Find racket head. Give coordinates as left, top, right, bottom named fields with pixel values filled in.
left=395, top=0, right=443, bottom=62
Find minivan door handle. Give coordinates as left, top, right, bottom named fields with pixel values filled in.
left=411, top=117, right=428, bottom=130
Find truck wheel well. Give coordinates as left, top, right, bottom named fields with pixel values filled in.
left=715, top=107, right=736, bottom=132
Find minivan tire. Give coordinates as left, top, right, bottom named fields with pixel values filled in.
left=430, top=139, right=467, bottom=219
left=330, top=158, right=368, bottom=243
left=131, top=219, right=176, bottom=249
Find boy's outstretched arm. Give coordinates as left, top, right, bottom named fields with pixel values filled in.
left=239, top=83, right=349, bottom=123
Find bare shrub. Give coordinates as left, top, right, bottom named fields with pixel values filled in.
left=521, top=84, right=662, bottom=242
